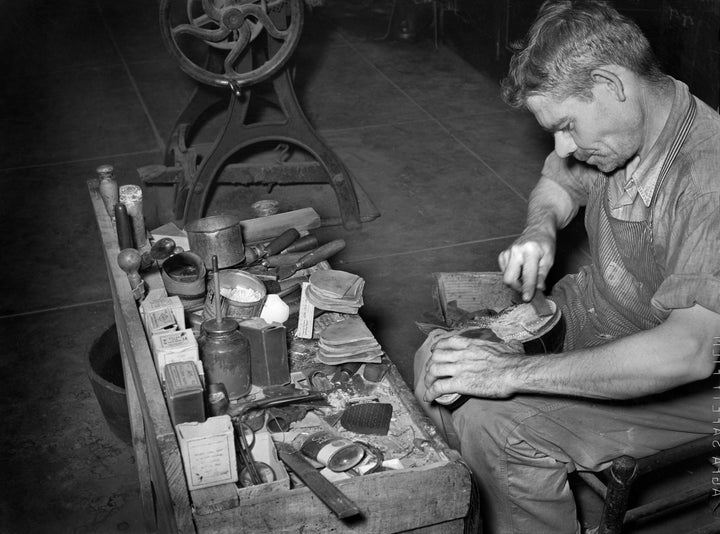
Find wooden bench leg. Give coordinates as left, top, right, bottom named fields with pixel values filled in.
left=598, top=456, right=638, bottom=534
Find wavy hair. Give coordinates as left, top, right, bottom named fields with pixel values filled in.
left=501, top=0, right=664, bottom=108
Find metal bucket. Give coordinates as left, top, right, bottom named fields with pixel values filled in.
left=86, top=325, right=131, bottom=445
left=186, top=215, right=245, bottom=269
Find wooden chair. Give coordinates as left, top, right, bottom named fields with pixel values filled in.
left=577, top=434, right=720, bottom=533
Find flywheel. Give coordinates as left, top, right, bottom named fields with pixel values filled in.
left=160, top=0, right=304, bottom=89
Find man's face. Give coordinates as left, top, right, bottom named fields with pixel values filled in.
left=526, top=86, right=641, bottom=173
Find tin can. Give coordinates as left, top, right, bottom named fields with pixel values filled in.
left=300, top=431, right=364, bottom=472
left=203, top=269, right=266, bottom=322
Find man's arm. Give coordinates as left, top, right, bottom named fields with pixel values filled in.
left=423, top=304, right=720, bottom=401
left=500, top=175, right=579, bottom=301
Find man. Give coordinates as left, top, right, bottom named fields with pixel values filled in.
left=413, top=1, right=720, bottom=533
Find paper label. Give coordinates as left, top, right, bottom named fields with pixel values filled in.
left=296, top=282, right=314, bottom=339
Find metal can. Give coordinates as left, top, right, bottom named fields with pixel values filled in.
left=300, top=431, right=364, bottom=472
left=198, top=318, right=252, bottom=400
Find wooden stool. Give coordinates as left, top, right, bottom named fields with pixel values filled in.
left=577, top=435, right=720, bottom=533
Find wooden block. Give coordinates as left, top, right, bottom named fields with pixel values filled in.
left=240, top=208, right=321, bottom=244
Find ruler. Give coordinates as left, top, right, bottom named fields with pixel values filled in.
left=296, top=282, right=315, bottom=339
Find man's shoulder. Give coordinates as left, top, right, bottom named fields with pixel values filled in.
left=672, top=97, right=720, bottom=196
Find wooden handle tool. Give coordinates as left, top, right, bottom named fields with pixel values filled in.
left=278, top=239, right=346, bottom=280
left=275, top=442, right=361, bottom=519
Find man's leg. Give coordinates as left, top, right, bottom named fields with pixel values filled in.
left=449, top=386, right=711, bottom=534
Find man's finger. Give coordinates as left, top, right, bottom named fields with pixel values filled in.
left=502, top=248, right=523, bottom=291
left=521, top=259, right=539, bottom=301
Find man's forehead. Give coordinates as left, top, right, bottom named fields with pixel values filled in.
left=526, top=94, right=571, bottom=132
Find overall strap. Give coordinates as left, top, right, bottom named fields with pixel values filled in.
left=651, top=96, right=697, bottom=206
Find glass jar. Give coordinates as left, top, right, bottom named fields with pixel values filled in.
left=198, top=317, right=251, bottom=400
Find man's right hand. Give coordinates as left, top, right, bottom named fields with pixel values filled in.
left=498, top=227, right=556, bottom=301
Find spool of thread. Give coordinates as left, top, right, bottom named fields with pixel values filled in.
left=119, top=184, right=147, bottom=248
left=251, top=200, right=279, bottom=217
left=97, top=164, right=119, bottom=222
left=114, top=203, right=134, bottom=249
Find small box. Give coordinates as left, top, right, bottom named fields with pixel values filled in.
left=151, top=328, right=199, bottom=379
left=164, top=361, right=205, bottom=425
left=141, top=294, right=186, bottom=331
left=177, top=415, right=237, bottom=490
left=238, top=318, right=290, bottom=386
left=238, top=431, right=290, bottom=500
left=146, top=307, right=178, bottom=335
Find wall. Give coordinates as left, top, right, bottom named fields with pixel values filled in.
left=444, top=0, right=720, bottom=109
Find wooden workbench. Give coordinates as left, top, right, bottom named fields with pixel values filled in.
left=88, top=180, right=475, bottom=533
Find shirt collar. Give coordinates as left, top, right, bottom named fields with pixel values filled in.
left=623, top=78, right=691, bottom=207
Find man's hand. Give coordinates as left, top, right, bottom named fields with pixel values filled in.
left=423, top=335, right=525, bottom=402
left=499, top=227, right=556, bottom=301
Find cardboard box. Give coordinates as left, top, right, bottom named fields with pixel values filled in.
left=146, top=307, right=178, bottom=335
left=177, top=415, right=237, bottom=490
left=238, top=318, right=290, bottom=387
left=238, top=431, right=290, bottom=500
left=151, top=328, right=199, bottom=379
left=164, top=361, right=205, bottom=425
left=141, top=294, right=186, bottom=331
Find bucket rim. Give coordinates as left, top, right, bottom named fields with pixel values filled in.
left=86, top=326, right=126, bottom=395
left=185, top=214, right=242, bottom=234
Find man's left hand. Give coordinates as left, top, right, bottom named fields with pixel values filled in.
left=423, top=335, right=525, bottom=402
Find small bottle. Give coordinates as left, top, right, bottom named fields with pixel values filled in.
left=198, top=318, right=251, bottom=400
left=97, top=164, right=119, bottom=222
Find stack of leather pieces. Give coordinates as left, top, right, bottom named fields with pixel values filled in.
left=318, top=316, right=383, bottom=365
left=306, top=270, right=364, bottom=314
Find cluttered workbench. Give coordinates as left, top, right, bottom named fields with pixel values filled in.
left=88, top=179, right=474, bottom=533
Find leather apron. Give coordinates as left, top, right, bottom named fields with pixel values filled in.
left=559, top=97, right=697, bottom=350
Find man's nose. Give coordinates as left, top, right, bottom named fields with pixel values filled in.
left=554, top=131, right=577, bottom=158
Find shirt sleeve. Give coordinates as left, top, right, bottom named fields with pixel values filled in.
left=652, top=190, right=720, bottom=318
left=540, top=152, right=596, bottom=208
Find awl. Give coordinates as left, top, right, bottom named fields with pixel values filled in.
left=278, top=239, right=346, bottom=280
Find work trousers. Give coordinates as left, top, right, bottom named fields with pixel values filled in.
left=413, top=331, right=714, bottom=534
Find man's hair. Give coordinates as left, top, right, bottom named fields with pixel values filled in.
left=501, top=0, right=665, bottom=108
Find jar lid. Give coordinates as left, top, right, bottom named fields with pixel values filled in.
left=202, top=317, right=239, bottom=334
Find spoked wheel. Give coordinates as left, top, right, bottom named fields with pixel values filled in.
left=160, top=0, right=304, bottom=89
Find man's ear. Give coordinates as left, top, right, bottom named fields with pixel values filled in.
left=590, top=68, right=626, bottom=102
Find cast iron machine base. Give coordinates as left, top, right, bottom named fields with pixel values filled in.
left=143, top=0, right=362, bottom=231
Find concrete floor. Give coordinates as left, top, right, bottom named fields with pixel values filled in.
left=0, top=0, right=716, bottom=533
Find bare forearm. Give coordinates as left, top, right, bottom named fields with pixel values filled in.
left=526, top=177, right=578, bottom=234
left=511, top=307, right=717, bottom=399
left=424, top=305, right=720, bottom=402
